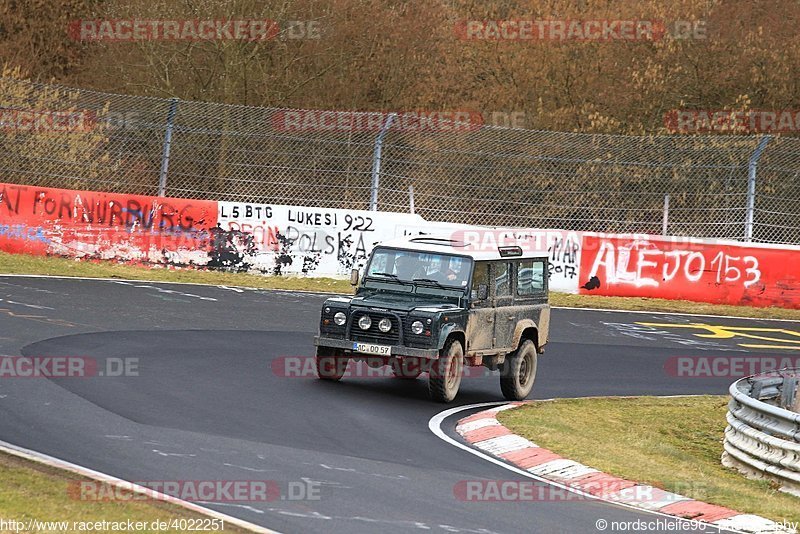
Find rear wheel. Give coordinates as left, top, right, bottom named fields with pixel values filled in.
left=428, top=338, right=464, bottom=403
left=316, top=347, right=347, bottom=381
left=500, top=339, right=537, bottom=400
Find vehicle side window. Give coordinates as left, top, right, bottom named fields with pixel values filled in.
left=494, top=262, right=511, bottom=297
left=471, top=262, right=489, bottom=301
left=517, top=259, right=545, bottom=295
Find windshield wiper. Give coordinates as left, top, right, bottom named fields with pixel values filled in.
left=412, top=277, right=449, bottom=288
left=369, top=272, right=411, bottom=285
left=371, top=272, right=400, bottom=280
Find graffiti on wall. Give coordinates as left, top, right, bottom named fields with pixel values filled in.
left=0, top=182, right=217, bottom=265
left=4, top=182, right=800, bottom=310
left=579, top=234, right=800, bottom=309
left=216, top=202, right=426, bottom=276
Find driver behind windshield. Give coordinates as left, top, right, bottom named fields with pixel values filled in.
left=394, top=255, right=424, bottom=280
left=393, top=254, right=468, bottom=286
left=429, top=258, right=467, bottom=285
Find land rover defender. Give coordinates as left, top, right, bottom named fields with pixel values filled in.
left=314, top=236, right=550, bottom=402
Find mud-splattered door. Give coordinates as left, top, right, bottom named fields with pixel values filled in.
left=465, top=261, right=493, bottom=353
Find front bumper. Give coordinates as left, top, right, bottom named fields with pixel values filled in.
left=314, top=336, right=439, bottom=359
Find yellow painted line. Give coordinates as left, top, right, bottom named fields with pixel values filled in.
left=636, top=322, right=800, bottom=350
left=738, top=344, right=800, bottom=351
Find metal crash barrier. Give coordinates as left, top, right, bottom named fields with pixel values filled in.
left=722, top=369, right=800, bottom=497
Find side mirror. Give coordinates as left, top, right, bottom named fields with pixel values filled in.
left=477, top=284, right=488, bottom=300
left=350, top=268, right=360, bottom=286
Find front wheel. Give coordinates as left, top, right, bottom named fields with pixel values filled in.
left=316, top=347, right=347, bottom=381
left=500, top=339, right=538, bottom=401
left=428, top=338, right=464, bottom=403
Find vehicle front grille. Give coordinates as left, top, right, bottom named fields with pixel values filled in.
left=349, top=310, right=401, bottom=344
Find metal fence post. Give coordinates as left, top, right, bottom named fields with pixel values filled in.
left=745, top=136, right=772, bottom=241
left=780, top=375, right=798, bottom=410
left=409, top=184, right=415, bottom=214
left=158, top=97, right=179, bottom=197
left=369, top=112, right=397, bottom=211
left=662, top=194, right=670, bottom=236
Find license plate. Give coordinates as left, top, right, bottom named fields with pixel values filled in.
left=352, top=342, right=391, bottom=356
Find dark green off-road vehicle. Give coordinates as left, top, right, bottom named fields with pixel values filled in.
left=314, top=236, right=550, bottom=402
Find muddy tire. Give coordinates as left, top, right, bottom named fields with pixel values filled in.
left=428, top=338, right=464, bottom=403
left=392, top=358, right=422, bottom=379
left=500, top=339, right=537, bottom=401
left=316, top=347, right=347, bottom=381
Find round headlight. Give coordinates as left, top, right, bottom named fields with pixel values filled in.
left=411, top=320, right=424, bottom=335
left=378, top=318, right=392, bottom=333
left=333, top=312, right=347, bottom=326
left=358, top=315, right=372, bottom=330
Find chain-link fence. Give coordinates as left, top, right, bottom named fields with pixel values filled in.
left=2, top=77, right=799, bottom=244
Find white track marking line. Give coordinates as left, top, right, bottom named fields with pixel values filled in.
left=428, top=402, right=744, bottom=534
left=0, top=299, right=54, bottom=310
left=2, top=274, right=799, bottom=323
left=0, top=274, right=336, bottom=296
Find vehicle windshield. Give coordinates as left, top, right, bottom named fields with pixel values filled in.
left=364, top=247, right=472, bottom=290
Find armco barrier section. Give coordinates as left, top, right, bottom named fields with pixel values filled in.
left=2, top=181, right=800, bottom=308
left=722, top=370, right=800, bottom=496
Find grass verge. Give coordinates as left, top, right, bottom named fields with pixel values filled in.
left=497, top=396, right=799, bottom=524
left=2, top=252, right=799, bottom=320
left=0, top=251, right=351, bottom=293
left=0, top=451, right=250, bottom=533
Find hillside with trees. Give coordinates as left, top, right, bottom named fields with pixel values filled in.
left=2, top=0, right=798, bottom=134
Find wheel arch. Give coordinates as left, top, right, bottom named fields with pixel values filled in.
left=512, top=319, right=539, bottom=351
left=438, top=323, right=466, bottom=351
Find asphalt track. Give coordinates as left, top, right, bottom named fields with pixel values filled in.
left=0, top=275, right=797, bottom=533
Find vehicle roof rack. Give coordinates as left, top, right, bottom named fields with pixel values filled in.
left=408, top=237, right=467, bottom=247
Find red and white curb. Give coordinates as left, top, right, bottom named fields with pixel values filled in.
left=456, top=403, right=796, bottom=534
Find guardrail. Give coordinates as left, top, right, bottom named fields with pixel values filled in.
left=5, top=77, right=800, bottom=244
left=722, top=369, right=800, bottom=497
